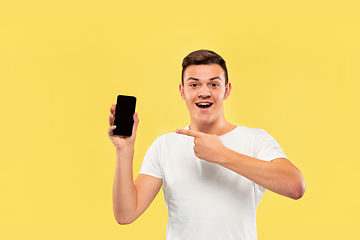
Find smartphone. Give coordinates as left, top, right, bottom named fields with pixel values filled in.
left=113, top=95, right=137, bottom=136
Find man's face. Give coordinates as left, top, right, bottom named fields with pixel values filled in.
left=179, top=64, right=231, bottom=126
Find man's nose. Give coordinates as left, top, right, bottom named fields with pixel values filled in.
left=198, top=85, right=211, bottom=98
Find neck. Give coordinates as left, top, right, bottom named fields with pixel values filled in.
left=189, top=118, right=236, bottom=136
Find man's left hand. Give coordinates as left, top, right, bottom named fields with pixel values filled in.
left=175, top=129, right=227, bottom=163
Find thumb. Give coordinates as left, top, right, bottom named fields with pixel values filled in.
left=131, top=112, right=139, bottom=137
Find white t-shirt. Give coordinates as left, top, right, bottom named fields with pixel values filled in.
left=139, top=126, right=287, bottom=240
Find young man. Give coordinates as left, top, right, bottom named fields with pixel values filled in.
left=108, top=50, right=305, bottom=240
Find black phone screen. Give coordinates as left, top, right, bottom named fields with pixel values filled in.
left=113, top=95, right=137, bottom=136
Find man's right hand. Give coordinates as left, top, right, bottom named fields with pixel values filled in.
left=108, top=104, right=162, bottom=225
left=107, top=104, right=139, bottom=151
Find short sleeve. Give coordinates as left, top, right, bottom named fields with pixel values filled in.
left=255, top=129, right=288, bottom=162
left=139, top=137, right=163, bottom=179
left=254, top=129, right=288, bottom=197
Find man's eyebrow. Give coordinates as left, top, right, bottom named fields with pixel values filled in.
left=187, top=77, right=199, bottom=81
left=209, top=76, right=221, bottom=81
left=186, top=76, right=221, bottom=81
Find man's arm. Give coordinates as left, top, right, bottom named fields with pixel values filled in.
left=176, top=129, right=305, bottom=200
left=108, top=105, right=162, bottom=225
left=220, top=154, right=305, bottom=200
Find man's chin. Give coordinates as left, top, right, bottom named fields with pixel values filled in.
left=196, top=116, right=213, bottom=125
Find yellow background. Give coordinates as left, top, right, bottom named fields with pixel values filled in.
left=1, top=1, right=359, bottom=239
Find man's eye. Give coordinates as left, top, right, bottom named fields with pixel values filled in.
left=210, top=83, right=219, bottom=87
left=190, top=83, right=198, bottom=87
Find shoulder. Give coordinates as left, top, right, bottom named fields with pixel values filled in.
left=145, top=130, right=193, bottom=157
left=243, top=126, right=277, bottom=141
left=224, top=126, right=276, bottom=147
left=228, top=125, right=269, bottom=138
left=155, top=131, right=182, bottom=141
left=151, top=130, right=190, bottom=146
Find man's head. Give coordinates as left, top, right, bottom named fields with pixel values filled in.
left=179, top=50, right=232, bottom=127
left=181, top=50, right=228, bottom=86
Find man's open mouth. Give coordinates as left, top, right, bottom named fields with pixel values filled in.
left=196, top=103, right=213, bottom=108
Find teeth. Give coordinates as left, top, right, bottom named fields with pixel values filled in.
left=196, top=103, right=212, bottom=108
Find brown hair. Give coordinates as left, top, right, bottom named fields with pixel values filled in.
left=181, top=49, right=228, bottom=85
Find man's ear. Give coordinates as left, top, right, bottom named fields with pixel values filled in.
left=179, top=83, right=185, bottom=100
left=224, top=82, right=232, bottom=99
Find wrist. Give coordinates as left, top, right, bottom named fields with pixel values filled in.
left=216, top=146, right=233, bottom=166
left=116, top=145, right=134, bottom=158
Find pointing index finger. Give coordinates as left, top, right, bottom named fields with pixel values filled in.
left=175, top=128, right=202, bottom=138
